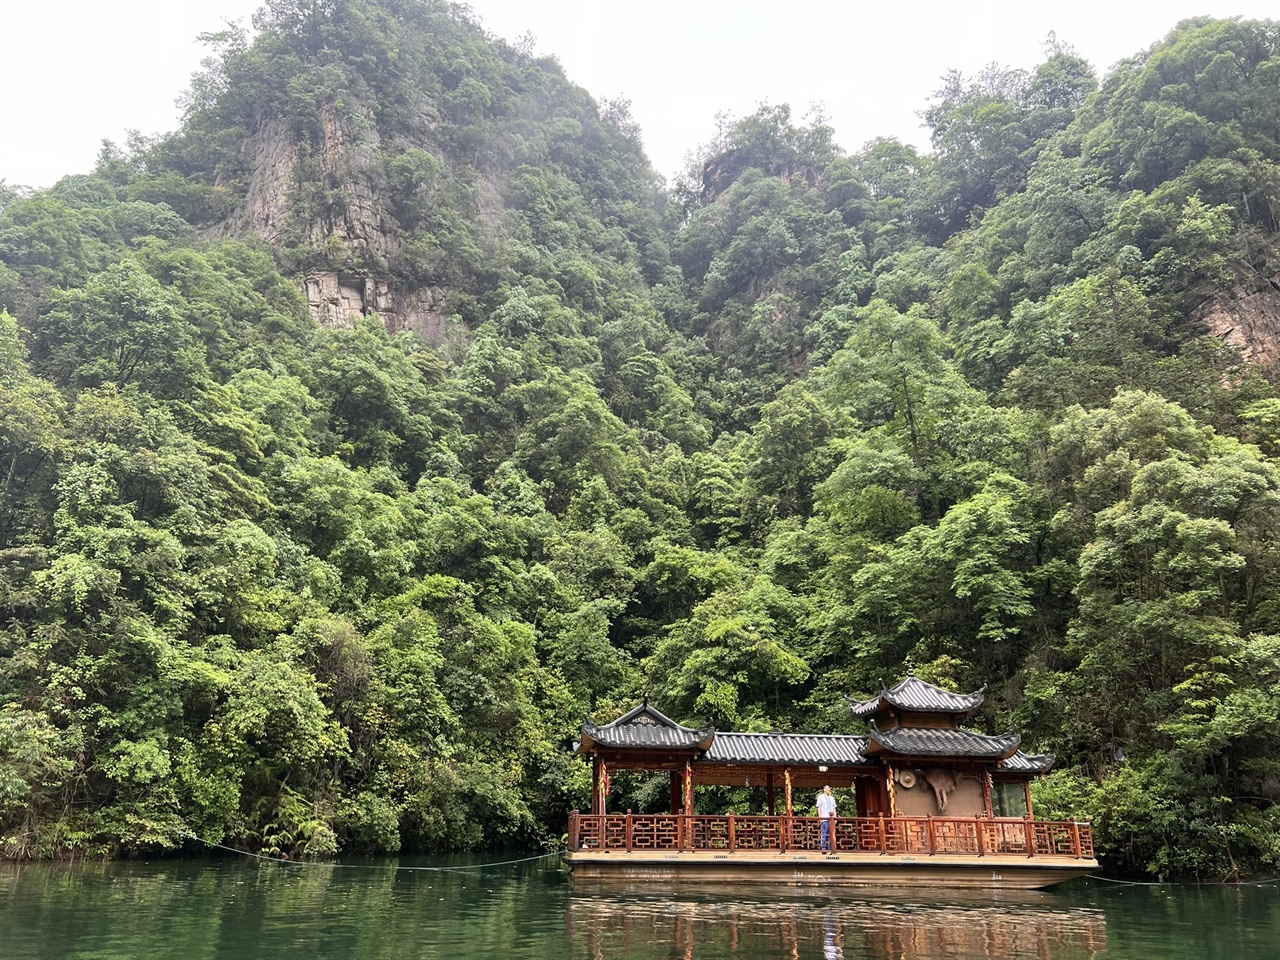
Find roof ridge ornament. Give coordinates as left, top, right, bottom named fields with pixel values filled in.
left=576, top=700, right=717, bottom=754
left=848, top=672, right=987, bottom=719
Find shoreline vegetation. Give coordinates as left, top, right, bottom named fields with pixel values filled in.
left=2, top=2, right=1278, bottom=881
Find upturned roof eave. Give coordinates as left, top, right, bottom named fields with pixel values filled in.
left=578, top=704, right=717, bottom=755
left=866, top=725, right=1023, bottom=761
left=997, top=750, right=1057, bottom=774
left=846, top=672, right=988, bottom=719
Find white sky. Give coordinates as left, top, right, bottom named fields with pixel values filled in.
left=1, top=0, right=1276, bottom=190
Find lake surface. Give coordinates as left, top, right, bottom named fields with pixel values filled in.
left=1, top=854, right=1276, bottom=959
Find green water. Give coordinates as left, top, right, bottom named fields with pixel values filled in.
left=1, top=856, right=1276, bottom=959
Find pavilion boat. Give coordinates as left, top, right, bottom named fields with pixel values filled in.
left=566, top=672, right=1098, bottom=889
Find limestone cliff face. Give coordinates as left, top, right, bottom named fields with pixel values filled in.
left=302, top=271, right=455, bottom=343
left=222, top=100, right=457, bottom=345
left=229, top=118, right=297, bottom=246
left=1196, top=267, right=1280, bottom=367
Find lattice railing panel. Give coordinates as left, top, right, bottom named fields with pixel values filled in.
left=788, top=818, right=823, bottom=851
left=603, top=816, right=627, bottom=849
left=1033, top=822, right=1078, bottom=857
left=854, top=818, right=883, bottom=851
left=1078, top=824, right=1094, bottom=858
left=691, top=817, right=730, bottom=850
left=982, top=819, right=1030, bottom=855
left=932, top=820, right=980, bottom=854
left=883, top=819, right=932, bottom=854
left=568, top=813, right=1092, bottom=858
left=576, top=816, right=602, bottom=850
left=630, top=816, right=680, bottom=850
left=831, top=820, right=859, bottom=852
left=733, top=817, right=780, bottom=850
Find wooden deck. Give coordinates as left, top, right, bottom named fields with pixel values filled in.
left=566, top=812, right=1098, bottom=889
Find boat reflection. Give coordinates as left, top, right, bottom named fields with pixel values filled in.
left=566, top=885, right=1108, bottom=960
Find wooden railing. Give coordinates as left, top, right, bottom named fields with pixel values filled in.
left=567, top=812, right=1094, bottom=860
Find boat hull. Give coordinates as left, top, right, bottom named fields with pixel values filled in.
left=566, top=850, right=1097, bottom=890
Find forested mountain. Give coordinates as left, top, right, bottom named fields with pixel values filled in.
left=2, top=0, right=1278, bottom=880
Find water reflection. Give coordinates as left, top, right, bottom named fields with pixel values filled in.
left=566, top=887, right=1109, bottom=960
left=4, top=860, right=1276, bottom=960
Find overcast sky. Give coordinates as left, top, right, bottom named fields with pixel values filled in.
left=1, top=0, right=1276, bottom=190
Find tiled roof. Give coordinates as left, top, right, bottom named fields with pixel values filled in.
left=847, top=671, right=987, bottom=718
left=997, top=750, right=1056, bottom=774
left=701, top=732, right=872, bottom=767
left=578, top=702, right=715, bottom=752
left=867, top=724, right=1021, bottom=760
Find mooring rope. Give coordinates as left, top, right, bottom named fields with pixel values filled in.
left=173, top=831, right=1280, bottom=885
left=173, top=829, right=562, bottom=872
left=1087, top=873, right=1280, bottom=887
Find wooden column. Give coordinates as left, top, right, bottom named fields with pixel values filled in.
left=886, top=765, right=898, bottom=817
left=592, top=757, right=601, bottom=815
left=684, top=760, right=694, bottom=815
left=982, top=771, right=994, bottom=817
left=598, top=760, right=609, bottom=815
left=766, top=771, right=776, bottom=816
left=1024, top=781, right=1035, bottom=819
left=784, top=768, right=793, bottom=816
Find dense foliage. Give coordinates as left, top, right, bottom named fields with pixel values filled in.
left=1, top=1, right=1278, bottom=880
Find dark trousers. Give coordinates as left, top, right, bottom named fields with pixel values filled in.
left=820, top=818, right=832, bottom=850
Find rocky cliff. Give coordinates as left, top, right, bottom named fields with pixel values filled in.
left=220, top=96, right=459, bottom=343
left=1197, top=266, right=1280, bottom=367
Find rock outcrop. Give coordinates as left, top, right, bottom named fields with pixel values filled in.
left=303, top=272, right=382, bottom=328
left=229, top=119, right=297, bottom=245
left=1197, top=269, right=1280, bottom=367
left=221, top=100, right=460, bottom=346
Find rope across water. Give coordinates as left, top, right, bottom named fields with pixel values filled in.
left=174, top=829, right=562, bottom=873
left=173, top=831, right=1279, bottom=885
left=1086, top=873, right=1279, bottom=887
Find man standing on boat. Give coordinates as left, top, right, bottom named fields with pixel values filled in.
left=817, top=784, right=837, bottom=854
